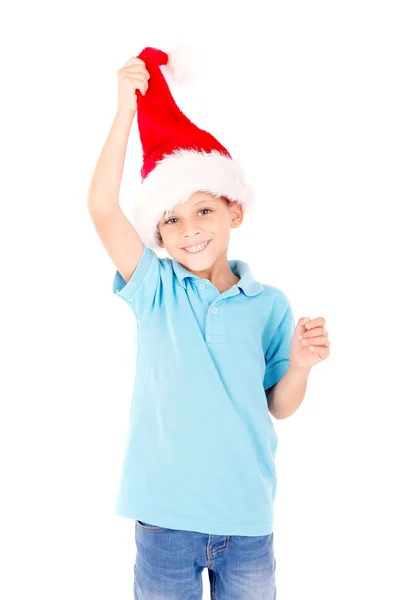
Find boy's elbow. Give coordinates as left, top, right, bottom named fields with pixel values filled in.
left=266, top=388, right=291, bottom=420
left=268, top=406, right=288, bottom=420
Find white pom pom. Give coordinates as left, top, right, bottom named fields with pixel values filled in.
left=162, top=44, right=202, bottom=85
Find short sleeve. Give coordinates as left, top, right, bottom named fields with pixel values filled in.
left=263, top=298, right=296, bottom=391
left=112, top=245, right=162, bottom=323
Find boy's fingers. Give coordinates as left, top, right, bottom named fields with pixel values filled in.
left=130, top=76, right=148, bottom=92
left=135, top=79, right=148, bottom=95
left=305, top=317, right=326, bottom=330
left=129, top=72, right=150, bottom=87
left=123, top=56, right=146, bottom=67
left=122, top=66, right=150, bottom=80
left=297, top=317, right=311, bottom=330
left=120, top=62, right=150, bottom=81
left=301, top=336, right=330, bottom=347
left=296, top=317, right=311, bottom=340
left=130, top=65, right=150, bottom=78
left=303, top=327, right=328, bottom=338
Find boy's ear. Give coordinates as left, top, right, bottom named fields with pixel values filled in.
left=229, top=202, right=244, bottom=227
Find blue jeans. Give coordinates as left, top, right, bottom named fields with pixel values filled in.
left=134, top=520, right=277, bottom=599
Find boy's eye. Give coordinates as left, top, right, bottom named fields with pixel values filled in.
left=165, top=208, right=212, bottom=225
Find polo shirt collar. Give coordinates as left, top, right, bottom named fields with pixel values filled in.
left=171, top=257, right=263, bottom=297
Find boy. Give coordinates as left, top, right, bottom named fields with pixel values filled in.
left=87, top=47, right=330, bottom=599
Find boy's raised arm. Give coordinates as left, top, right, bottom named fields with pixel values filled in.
left=87, top=57, right=150, bottom=284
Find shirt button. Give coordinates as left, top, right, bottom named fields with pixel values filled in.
left=199, top=283, right=205, bottom=289
left=211, top=307, right=218, bottom=314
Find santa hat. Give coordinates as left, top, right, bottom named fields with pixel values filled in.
left=131, top=46, right=255, bottom=249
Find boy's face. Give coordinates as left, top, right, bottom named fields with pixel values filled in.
left=157, top=191, right=243, bottom=267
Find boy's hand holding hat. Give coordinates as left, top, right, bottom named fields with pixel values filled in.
left=128, top=46, right=254, bottom=250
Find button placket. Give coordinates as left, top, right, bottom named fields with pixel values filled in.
left=206, top=300, right=224, bottom=343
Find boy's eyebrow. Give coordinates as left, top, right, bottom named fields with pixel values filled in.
left=193, top=198, right=213, bottom=206
left=164, top=198, right=214, bottom=218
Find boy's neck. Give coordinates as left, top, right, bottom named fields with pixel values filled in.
left=179, top=254, right=240, bottom=294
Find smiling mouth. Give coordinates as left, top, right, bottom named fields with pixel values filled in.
left=181, top=240, right=211, bottom=254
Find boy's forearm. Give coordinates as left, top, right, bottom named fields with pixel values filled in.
left=87, top=109, right=136, bottom=212
left=267, top=363, right=311, bottom=419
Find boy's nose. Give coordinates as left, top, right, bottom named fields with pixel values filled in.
left=182, top=227, right=202, bottom=238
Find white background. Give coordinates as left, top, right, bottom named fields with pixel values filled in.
left=2, top=0, right=399, bottom=598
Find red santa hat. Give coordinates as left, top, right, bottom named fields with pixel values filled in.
left=131, top=46, right=255, bottom=249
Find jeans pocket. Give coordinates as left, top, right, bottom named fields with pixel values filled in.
left=135, top=520, right=167, bottom=532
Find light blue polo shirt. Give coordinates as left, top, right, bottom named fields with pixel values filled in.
left=112, top=245, right=295, bottom=536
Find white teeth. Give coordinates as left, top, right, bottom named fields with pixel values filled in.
left=184, top=241, right=209, bottom=253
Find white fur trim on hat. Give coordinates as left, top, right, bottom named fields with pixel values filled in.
left=131, top=148, right=255, bottom=249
